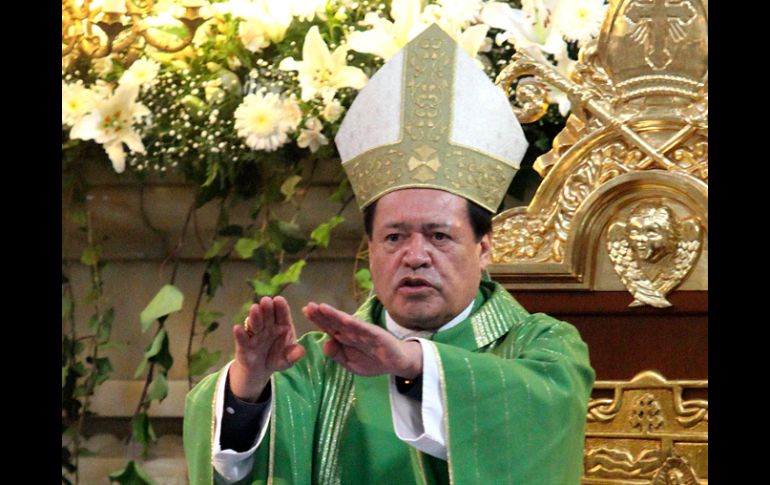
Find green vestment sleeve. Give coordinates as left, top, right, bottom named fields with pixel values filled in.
left=430, top=311, right=594, bottom=484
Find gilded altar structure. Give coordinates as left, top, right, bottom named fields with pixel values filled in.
left=489, top=1, right=708, bottom=482
left=489, top=0, right=708, bottom=310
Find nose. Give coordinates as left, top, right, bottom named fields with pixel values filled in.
left=403, top=234, right=431, bottom=269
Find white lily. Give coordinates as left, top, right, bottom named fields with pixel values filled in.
left=70, top=84, right=150, bottom=173
left=480, top=0, right=567, bottom=57
left=297, top=117, right=329, bottom=153
left=279, top=26, right=368, bottom=101
left=347, top=0, right=428, bottom=60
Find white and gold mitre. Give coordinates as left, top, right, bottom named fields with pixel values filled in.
left=335, top=24, right=528, bottom=212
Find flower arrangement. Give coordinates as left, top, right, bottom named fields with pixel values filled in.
left=63, top=0, right=607, bottom=192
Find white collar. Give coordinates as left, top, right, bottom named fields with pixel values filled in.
left=385, top=298, right=475, bottom=340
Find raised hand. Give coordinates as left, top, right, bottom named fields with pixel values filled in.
left=303, top=302, right=422, bottom=379
left=229, top=296, right=305, bottom=402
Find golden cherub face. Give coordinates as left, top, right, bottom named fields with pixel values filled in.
left=626, top=205, right=676, bottom=263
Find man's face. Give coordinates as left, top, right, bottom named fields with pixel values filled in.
left=368, top=189, right=491, bottom=330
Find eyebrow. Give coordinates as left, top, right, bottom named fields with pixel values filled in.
left=384, top=222, right=453, bottom=231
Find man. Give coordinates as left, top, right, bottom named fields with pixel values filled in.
left=185, top=24, right=594, bottom=484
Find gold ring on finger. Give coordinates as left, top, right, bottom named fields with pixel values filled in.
left=243, top=317, right=253, bottom=336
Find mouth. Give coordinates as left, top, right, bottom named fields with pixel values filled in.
left=397, top=277, right=436, bottom=294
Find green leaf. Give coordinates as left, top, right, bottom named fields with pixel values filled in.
left=280, top=174, right=303, bottom=200
left=98, top=340, right=128, bottom=352
left=204, top=239, right=226, bottom=259
left=72, top=361, right=87, bottom=377
left=130, top=414, right=157, bottom=450
left=133, top=359, right=148, bottom=380
left=205, top=322, right=220, bottom=335
left=68, top=206, right=88, bottom=227
left=252, top=279, right=279, bottom=297
left=147, top=373, right=168, bottom=402
left=134, top=329, right=166, bottom=378
left=108, top=460, right=156, bottom=485
left=272, top=260, right=306, bottom=287
left=145, top=329, right=167, bottom=360
left=62, top=366, right=69, bottom=388
left=149, top=332, right=174, bottom=371
left=202, top=160, right=220, bottom=188
left=87, top=314, right=100, bottom=333
left=189, top=348, right=222, bottom=376
left=277, top=221, right=307, bottom=254
left=97, top=309, right=115, bottom=344
left=62, top=294, right=73, bottom=319
left=235, top=238, right=259, bottom=259
left=78, top=447, right=96, bottom=457
left=355, top=268, right=373, bottom=292
left=328, top=178, right=350, bottom=203
left=109, top=460, right=156, bottom=485
left=94, top=357, right=113, bottom=385
left=206, top=261, right=223, bottom=297
left=140, top=285, right=184, bottom=333
left=80, top=246, right=100, bottom=266
left=197, top=310, right=224, bottom=327
left=310, top=216, right=345, bottom=248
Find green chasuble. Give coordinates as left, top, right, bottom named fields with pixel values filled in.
left=184, top=281, right=595, bottom=484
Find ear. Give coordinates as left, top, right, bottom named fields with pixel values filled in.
left=478, top=233, right=492, bottom=270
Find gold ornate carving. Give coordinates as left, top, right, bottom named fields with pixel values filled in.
left=606, top=200, right=702, bottom=307
left=583, top=371, right=707, bottom=484
left=489, top=0, right=707, bottom=301
left=630, top=393, right=665, bottom=433
left=651, top=456, right=700, bottom=485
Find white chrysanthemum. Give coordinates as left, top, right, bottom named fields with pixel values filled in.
left=321, top=99, right=344, bottom=123
left=238, top=18, right=270, bottom=52
left=120, top=58, right=161, bottom=91
left=62, top=82, right=99, bottom=127
left=297, top=117, right=329, bottom=153
left=554, top=0, right=607, bottom=45
left=69, top=84, right=150, bottom=173
left=234, top=92, right=294, bottom=151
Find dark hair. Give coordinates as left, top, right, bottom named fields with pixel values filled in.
left=363, top=197, right=493, bottom=242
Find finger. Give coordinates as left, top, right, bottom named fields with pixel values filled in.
left=273, top=296, right=294, bottom=333
left=323, top=338, right=344, bottom=363
left=232, top=324, right=255, bottom=351
left=284, top=344, right=305, bottom=366
left=248, top=303, right=265, bottom=337
left=260, top=296, right=276, bottom=334
left=316, top=304, right=377, bottom=345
